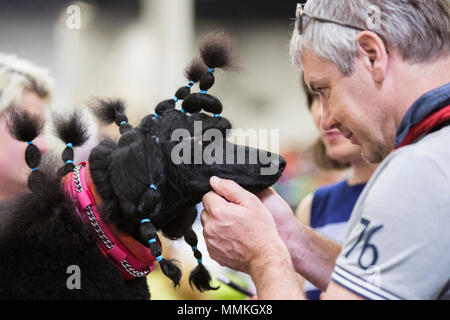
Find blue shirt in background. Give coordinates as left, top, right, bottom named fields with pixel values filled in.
left=304, top=180, right=366, bottom=300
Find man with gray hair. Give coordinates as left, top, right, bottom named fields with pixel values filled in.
left=0, top=54, right=53, bottom=200
left=201, top=0, right=450, bottom=299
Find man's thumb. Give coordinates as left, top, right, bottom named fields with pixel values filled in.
left=209, top=176, right=253, bottom=205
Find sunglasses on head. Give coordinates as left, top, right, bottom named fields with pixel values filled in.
left=296, top=3, right=365, bottom=34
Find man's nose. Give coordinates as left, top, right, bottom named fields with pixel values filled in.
left=34, top=134, right=49, bottom=155
left=320, top=102, right=339, bottom=132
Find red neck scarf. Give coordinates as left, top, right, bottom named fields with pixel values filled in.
left=395, top=105, right=450, bottom=150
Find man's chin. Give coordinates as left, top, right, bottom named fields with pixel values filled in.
left=361, top=144, right=390, bottom=164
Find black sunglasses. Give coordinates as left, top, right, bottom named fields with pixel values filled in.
left=296, top=3, right=365, bottom=34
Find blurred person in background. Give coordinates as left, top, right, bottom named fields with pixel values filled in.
left=0, top=53, right=52, bottom=201
left=296, top=79, right=377, bottom=299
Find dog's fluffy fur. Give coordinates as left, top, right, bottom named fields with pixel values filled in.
left=0, top=32, right=286, bottom=299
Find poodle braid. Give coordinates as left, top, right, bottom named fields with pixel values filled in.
left=53, top=110, right=90, bottom=178
left=155, top=57, right=208, bottom=116
left=90, top=98, right=133, bottom=135
left=6, top=107, right=45, bottom=192
left=184, top=228, right=218, bottom=292
left=138, top=185, right=182, bottom=288
left=90, top=98, right=138, bottom=150
left=182, top=31, right=237, bottom=116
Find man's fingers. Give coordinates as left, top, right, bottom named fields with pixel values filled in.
left=209, top=176, right=255, bottom=206
left=200, top=209, right=208, bottom=227
left=202, top=190, right=228, bottom=216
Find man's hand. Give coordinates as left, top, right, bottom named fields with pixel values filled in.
left=201, top=176, right=288, bottom=274
left=255, top=188, right=299, bottom=245
left=201, top=176, right=304, bottom=299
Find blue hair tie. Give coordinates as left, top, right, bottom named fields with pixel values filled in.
left=119, top=121, right=127, bottom=126
left=209, top=68, right=215, bottom=74
left=213, top=114, right=221, bottom=118
left=66, top=142, right=73, bottom=148
left=180, top=108, right=186, bottom=114
left=141, top=218, right=151, bottom=224
left=148, top=238, right=157, bottom=244
left=173, top=96, right=179, bottom=103
left=197, top=258, right=203, bottom=264
left=65, top=160, right=73, bottom=164
left=191, top=246, right=198, bottom=251
left=150, top=184, right=158, bottom=191
left=153, top=112, right=160, bottom=118
left=200, top=90, right=207, bottom=94
left=156, top=255, right=163, bottom=262
left=187, top=81, right=194, bottom=88
left=31, top=167, right=38, bottom=172
left=27, top=141, right=33, bottom=145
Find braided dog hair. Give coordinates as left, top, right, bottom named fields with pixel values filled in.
left=6, top=107, right=45, bottom=193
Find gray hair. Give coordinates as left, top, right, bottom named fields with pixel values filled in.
left=290, top=0, right=450, bottom=75
left=0, top=53, right=54, bottom=114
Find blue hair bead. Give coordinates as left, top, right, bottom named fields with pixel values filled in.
left=153, top=112, right=160, bottom=118
left=141, top=218, right=151, bottom=224
left=197, top=258, right=203, bottom=264
left=66, top=142, right=73, bottom=148
left=119, top=121, right=127, bottom=126
left=191, top=246, right=198, bottom=251
left=150, top=184, right=158, bottom=191
left=209, top=68, right=215, bottom=74
left=27, top=141, right=33, bottom=145
left=173, top=96, right=179, bottom=103
left=200, top=90, right=207, bottom=94
left=148, top=238, right=157, bottom=244
left=156, top=255, right=163, bottom=262
left=187, top=81, right=194, bottom=88
left=180, top=108, right=186, bottom=114
left=65, top=160, right=73, bottom=164
left=213, top=114, right=221, bottom=118
left=31, top=167, right=38, bottom=172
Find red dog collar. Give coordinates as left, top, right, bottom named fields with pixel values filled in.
left=63, top=162, right=157, bottom=280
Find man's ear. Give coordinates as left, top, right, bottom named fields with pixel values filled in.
left=356, top=31, right=389, bottom=84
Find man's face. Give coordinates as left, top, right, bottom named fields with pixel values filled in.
left=0, top=91, right=49, bottom=199
left=302, top=49, right=397, bottom=163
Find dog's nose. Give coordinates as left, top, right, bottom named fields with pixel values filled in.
left=272, top=156, right=286, bottom=172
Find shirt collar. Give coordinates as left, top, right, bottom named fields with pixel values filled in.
left=395, top=82, right=450, bottom=148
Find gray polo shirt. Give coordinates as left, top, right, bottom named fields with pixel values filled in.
left=331, top=124, right=450, bottom=300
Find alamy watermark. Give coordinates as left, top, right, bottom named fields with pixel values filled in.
left=66, top=265, right=81, bottom=290
left=366, top=5, right=382, bottom=31
left=66, top=4, right=81, bottom=30
left=170, top=121, right=281, bottom=176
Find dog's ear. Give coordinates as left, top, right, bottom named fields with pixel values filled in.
left=88, top=138, right=118, bottom=203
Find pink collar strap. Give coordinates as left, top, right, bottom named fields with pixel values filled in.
left=64, top=162, right=156, bottom=280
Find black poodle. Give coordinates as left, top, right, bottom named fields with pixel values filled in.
left=0, top=32, right=286, bottom=299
